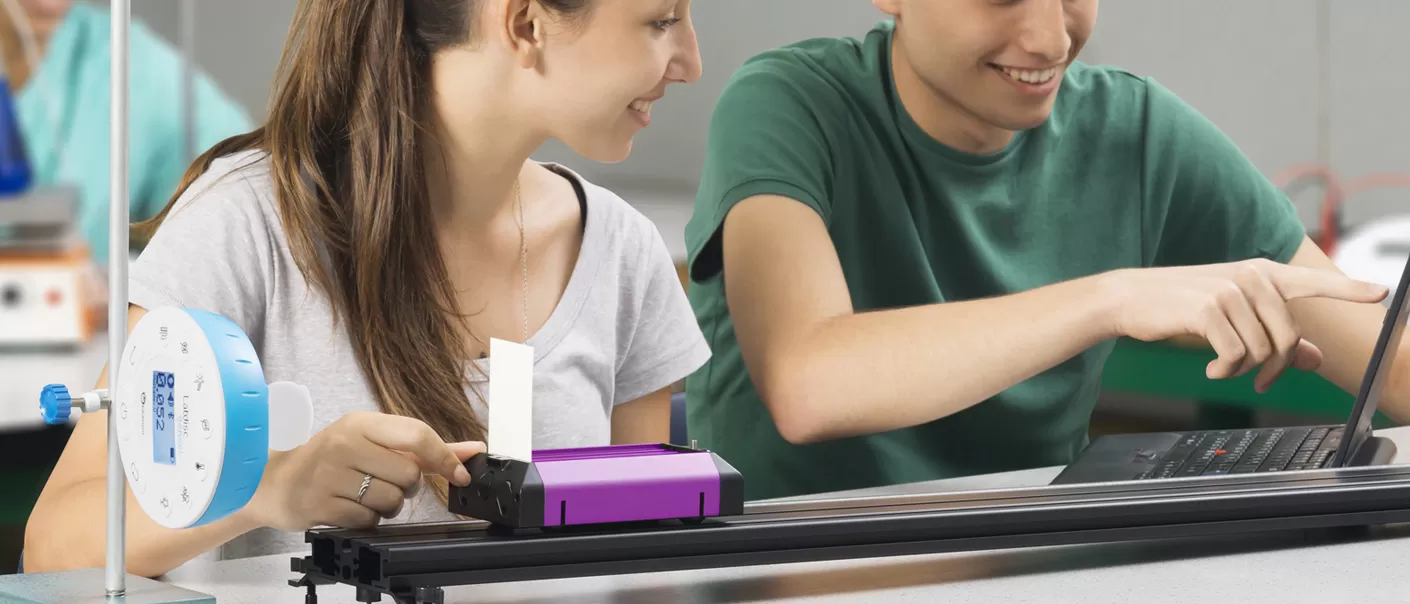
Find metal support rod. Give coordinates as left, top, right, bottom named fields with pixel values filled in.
left=107, top=0, right=130, bottom=596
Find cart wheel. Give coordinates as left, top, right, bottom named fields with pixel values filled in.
left=415, top=586, right=445, bottom=604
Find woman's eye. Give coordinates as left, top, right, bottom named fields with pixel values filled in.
left=652, top=17, right=682, bottom=31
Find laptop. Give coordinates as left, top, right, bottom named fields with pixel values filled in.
left=1052, top=255, right=1410, bottom=485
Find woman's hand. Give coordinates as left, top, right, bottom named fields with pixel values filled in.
left=241, top=411, right=482, bottom=532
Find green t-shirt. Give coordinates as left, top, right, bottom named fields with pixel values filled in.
left=683, top=20, right=1308, bottom=501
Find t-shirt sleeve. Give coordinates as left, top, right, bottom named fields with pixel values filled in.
left=1139, top=76, right=1307, bottom=268
left=129, top=166, right=274, bottom=346
left=685, top=51, right=839, bottom=281
left=613, top=225, right=712, bottom=407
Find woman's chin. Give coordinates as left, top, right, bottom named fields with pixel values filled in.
left=568, top=138, right=634, bottom=165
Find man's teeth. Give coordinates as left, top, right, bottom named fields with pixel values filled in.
left=630, top=99, right=653, bottom=114
left=1000, top=66, right=1058, bottom=84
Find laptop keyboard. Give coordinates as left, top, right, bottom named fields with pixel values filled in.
left=1134, top=426, right=1343, bottom=480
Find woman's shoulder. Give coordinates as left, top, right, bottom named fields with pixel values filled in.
left=536, top=164, right=708, bottom=407
left=185, top=148, right=275, bottom=191
left=137, top=148, right=287, bottom=276
left=166, top=149, right=279, bottom=225
left=542, top=163, right=675, bottom=268
left=129, top=150, right=283, bottom=337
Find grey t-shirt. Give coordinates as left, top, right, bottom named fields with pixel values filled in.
left=129, top=150, right=711, bottom=561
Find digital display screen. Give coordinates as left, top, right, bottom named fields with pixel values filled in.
left=153, top=371, right=176, bottom=465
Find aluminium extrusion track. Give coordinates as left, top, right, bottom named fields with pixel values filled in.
left=289, top=465, right=1410, bottom=604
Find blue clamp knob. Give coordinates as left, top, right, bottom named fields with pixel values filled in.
left=40, top=384, right=73, bottom=424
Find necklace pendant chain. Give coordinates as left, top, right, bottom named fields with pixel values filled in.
left=516, top=179, right=529, bottom=345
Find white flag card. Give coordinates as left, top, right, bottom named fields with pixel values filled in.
left=487, top=338, right=534, bottom=462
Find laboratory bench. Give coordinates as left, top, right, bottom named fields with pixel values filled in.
left=152, top=427, right=1410, bottom=603
left=0, top=326, right=1395, bottom=581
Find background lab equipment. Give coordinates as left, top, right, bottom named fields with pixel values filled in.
left=0, top=0, right=223, bottom=600
left=6, top=0, right=254, bottom=267
left=1334, top=210, right=1410, bottom=299
left=0, top=0, right=87, bottom=350
left=0, top=0, right=256, bottom=352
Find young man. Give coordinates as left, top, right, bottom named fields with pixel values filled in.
left=683, top=0, right=1406, bottom=501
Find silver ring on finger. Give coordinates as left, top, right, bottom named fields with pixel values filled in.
left=356, top=473, right=373, bottom=504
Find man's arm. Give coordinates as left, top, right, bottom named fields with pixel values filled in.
left=724, top=195, right=1124, bottom=444
left=1286, top=236, right=1410, bottom=422
left=611, top=388, right=673, bottom=445
left=725, top=196, right=1390, bottom=445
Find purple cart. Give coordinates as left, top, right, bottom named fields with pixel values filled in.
left=449, top=443, right=744, bottom=528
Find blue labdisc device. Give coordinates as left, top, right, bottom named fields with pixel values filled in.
left=111, top=307, right=270, bottom=527
left=17, top=307, right=313, bottom=604
left=40, top=307, right=271, bottom=527
left=36, top=307, right=313, bottom=530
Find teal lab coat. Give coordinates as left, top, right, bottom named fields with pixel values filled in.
left=12, top=2, right=253, bottom=264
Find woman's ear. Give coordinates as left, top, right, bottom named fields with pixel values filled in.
left=491, top=0, right=546, bottom=69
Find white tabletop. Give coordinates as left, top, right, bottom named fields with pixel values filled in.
left=158, top=427, right=1410, bottom=604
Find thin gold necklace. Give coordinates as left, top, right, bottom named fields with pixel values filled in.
left=478, top=178, right=529, bottom=361
left=516, top=177, right=528, bottom=344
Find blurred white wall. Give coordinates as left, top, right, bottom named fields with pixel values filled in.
left=130, top=0, right=1408, bottom=227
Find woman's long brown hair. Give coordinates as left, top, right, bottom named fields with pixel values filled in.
left=133, top=0, right=589, bottom=506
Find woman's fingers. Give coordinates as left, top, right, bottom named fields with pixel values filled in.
left=330, top=466, right=404, bottom=519
left=447, top=441, right=488, bottom=461
left=351, top=414, right=472, bottom=487
left=393, top=441, right=485, bottom=477
left=316, top=496, right=382, bottom=529
left=348, top=441, right=423, bottom=491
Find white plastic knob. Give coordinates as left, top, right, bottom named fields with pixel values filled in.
left=1334, top=216, right=1410, bottom=298
left=267, top=381, right=313, bottom=452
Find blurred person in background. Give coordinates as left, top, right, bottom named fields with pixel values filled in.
left=0, top=0, right=253, bottom=268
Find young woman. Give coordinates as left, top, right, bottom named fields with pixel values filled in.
left=24, top=0, right=704, bottom=577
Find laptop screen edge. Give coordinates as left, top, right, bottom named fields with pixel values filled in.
left=1333, top=255, right=1410, bottom=467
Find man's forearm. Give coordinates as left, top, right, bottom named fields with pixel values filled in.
left=1372, top=338, right=1410, bottom=424
left=766, top=272, right=1123, bottom=443
left=1287, top=294, right=1410, bottom=424
left=23, top=477, right=259, bottom=578
left=1283, top=237, right=1410, bottom=422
